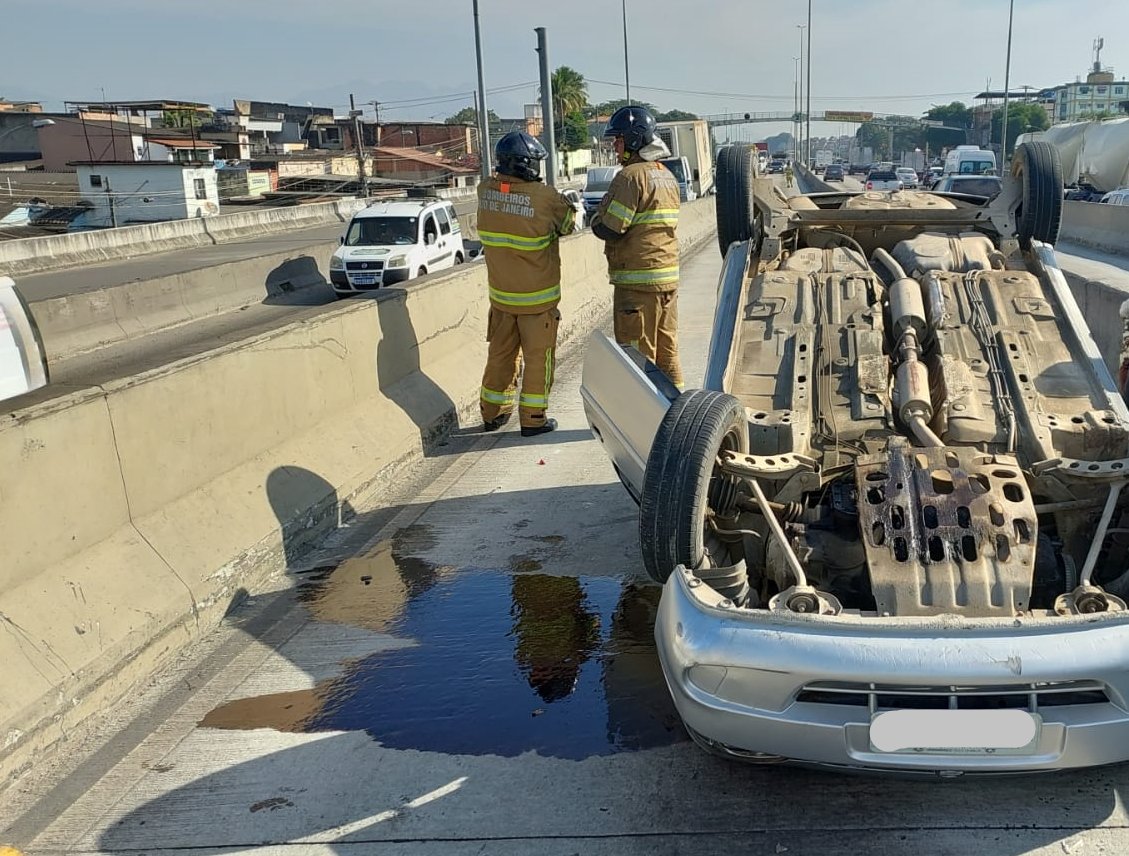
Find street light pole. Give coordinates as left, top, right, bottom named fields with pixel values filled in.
left=805, top=0, right=812, bottom=166
left=622, top=0, right=631, bottom=103
left=1000, top=0, right=1015, bottom=164
left=473, top=0, right=492, bottom=179
left=796, top=24, right=805, bottom=162
left=793, top=56, right=800, bottom=158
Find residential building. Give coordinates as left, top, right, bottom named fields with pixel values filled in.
left=73, top=161, right=219, bottom=227
left=1053, top=70, right=1129, bottom=123
left=0, top=100, right=42, bottom=113
left=371, top=146, right=477, bottom=188
left=38, top=117, right=219, bottom=170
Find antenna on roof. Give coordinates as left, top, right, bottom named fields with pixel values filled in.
left=1094, top=36, right=1105, bottom=73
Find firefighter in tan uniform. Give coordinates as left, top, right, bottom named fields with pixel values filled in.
left=590, top=105, right=683, bottom=388
left=478, top=131, right=577, bottom=436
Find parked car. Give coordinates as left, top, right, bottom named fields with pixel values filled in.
left=581, top=166, right=621, bottom=216
left=865, top=170, right=903, bottom=191
left=895, top=167, right=919, bottom=189
left=1100, top=188, right=1129, bottom=206
left=823, top=164, right=845, bottom=182
left=581, top=140, right=1129, bottom=775
left=932, top=174, right=1003, bottom=199
left=561, top=188, right=587, bottom=228
left=328, top=198, right=466, bottom=297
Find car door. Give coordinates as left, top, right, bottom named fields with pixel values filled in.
left=422, top=212, right=447, bottom=271
left=431, top=207, right=457, bottom=270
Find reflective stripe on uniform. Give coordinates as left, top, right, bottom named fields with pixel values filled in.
left=488, top=283, right=561, bottom=307
left=519, top=392, right=548, bottom=409
left=479, top=230, right=555, bottom=252
left=609, top=266, right=680, bottom=286
left=632, top=208, right=679, bottom=226
left=561, top=208, right=575, bottom=233
left=480, top=386, right=514, bottom=405
left=606, top=200, right=636, bottom=226
left=545, top=348, right=554, bottom=394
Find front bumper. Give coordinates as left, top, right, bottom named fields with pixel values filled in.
left=658, top=566, right=1129, bottom=773
left=331, top=267, right=410, bottom=292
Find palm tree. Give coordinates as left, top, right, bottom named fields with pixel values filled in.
left=547, top=66, right=588, bottom=129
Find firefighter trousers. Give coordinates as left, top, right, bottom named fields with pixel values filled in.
left=480, top=305, right=560, bottom=429
left=613, top=287, right=684, bottom=387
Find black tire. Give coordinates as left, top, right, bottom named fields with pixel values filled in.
left=417, top=267, right=427, bottom=278
left=715, top=144, right=758, bottom=256
left=639, top=389, right=750, bottom=583
left=454, top=252, right=464, bottom=264
left=1012, top=141, right=1063, bottom=248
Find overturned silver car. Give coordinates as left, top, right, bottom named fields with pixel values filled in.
left=581, top=142, right=1129, bottom=774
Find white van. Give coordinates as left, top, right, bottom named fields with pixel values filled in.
left=329, top=198, right=466, bottom=297
left=944, top=145, right=997, bottom=176
left=581, top=166, right=622, bottom=217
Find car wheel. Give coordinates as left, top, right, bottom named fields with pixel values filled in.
left=715, top=144, right=759, bottom=257
left=417, top=267, right=427, bottom=278
left=1012, top=140, right=1063, bottom=248
left=454, top=253, right=464, bottom=264
left=639, top=389, right=750, bottom=584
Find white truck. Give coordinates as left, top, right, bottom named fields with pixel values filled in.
left=655, top=120, right=714, bottom=197
left=814, top=150, right=833, bottom=171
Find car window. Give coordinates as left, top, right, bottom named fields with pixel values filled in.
left=869, top=171, right=899, bottom=180
left=422, top=214, right=438, bottom=244
left=345, top=216, right=417, bottom=246
left=435, top=206, right=452, bottom=235
left=946, top=177, right=1002, bottom=197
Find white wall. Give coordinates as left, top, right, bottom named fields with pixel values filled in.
left=180, top=167, right=220, bottom=219
left=77, top=164, right=218, bottom=227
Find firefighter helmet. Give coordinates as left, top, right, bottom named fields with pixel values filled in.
left=495, top=131, right=547, bottom=182
left=603, top=105, right=657, bottom=152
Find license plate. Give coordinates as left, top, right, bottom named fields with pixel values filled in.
left=350, top=274, right=377, bottom=285
left=870, top=709, right=1041, bottom=755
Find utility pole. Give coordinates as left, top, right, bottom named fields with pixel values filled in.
left=805, top=0, right=812, bottom=166
left=473, top=0, right=492, bottom=179
left=1000, top=0, right=1015, bottom=164
left=535, top=27, right=558, bottom=187
left=796, top=25, right=805, bottom=163
left=622, top=0, right=631, bottom=103
left=349, top=93, right=370, bottom=197
left=105, top=177, right=117, bottom=228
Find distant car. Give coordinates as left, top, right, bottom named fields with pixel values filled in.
left=895, top=168, right=919, bottom=189
left=848, top=163, right=870, bottom=176
left=932, top=175, right=1003, bottom=199
left=1065, top=184, right=1104, bottom=202
left=865, top=170, right=903, bottom=191
left=561, top=188, right=587, bottom=228
left=767, top=161, right=785, bottom=174
left=823, top=164, right=845, bottom=181
left=1099, top=188, right=1129, bottom=206
left=924, top=166, right=944, bottom=189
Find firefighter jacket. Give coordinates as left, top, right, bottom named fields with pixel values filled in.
left=477, top=175, right=577, bottom=315
left=592, top=158, right=681, bottom=292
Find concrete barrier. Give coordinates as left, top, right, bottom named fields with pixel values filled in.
left=0, top=198, right=369, bottom=278
left=1061, top=200, right=1129, bottom=257
left=28, top=209, right=483, bottom=362
left=0, top=197, right=717, bottom=780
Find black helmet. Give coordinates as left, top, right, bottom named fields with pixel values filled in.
left=603, top=105, right=657, bottom=152
left=495, top=131, right=547, bottom=182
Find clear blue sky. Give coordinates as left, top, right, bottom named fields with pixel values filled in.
left=5, top=1, right=1126, bottom=138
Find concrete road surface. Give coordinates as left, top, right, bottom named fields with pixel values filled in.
left=6, top=242, right=1129, bottom=856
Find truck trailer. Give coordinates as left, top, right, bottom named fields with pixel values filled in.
left=655, top=120, right=714, bottom=197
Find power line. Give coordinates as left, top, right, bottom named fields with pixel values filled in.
left=585, top=78, right=980, bottom=104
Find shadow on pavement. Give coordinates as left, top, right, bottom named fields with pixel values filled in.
left=261, top=255, right=336, bottom=307
left=85, top=468, right=1129, bottom=854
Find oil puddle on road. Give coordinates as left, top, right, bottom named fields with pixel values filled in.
left=201, top=532, right=685, bottom=759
